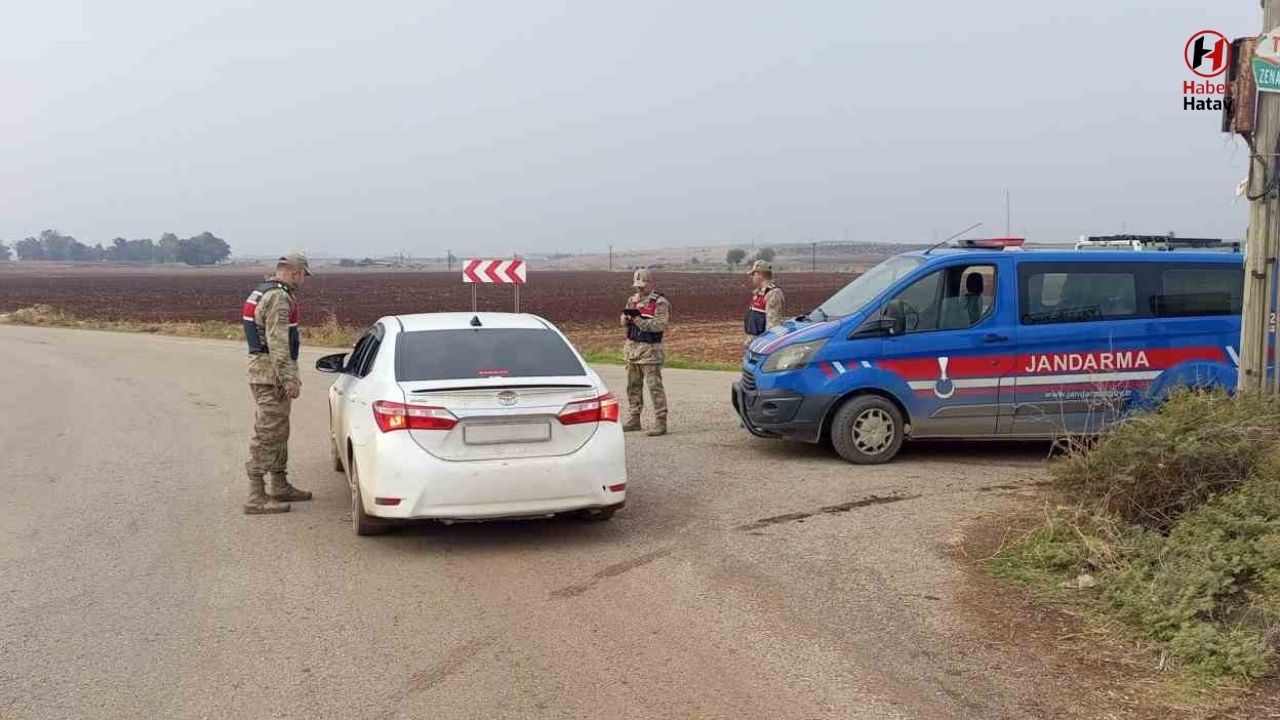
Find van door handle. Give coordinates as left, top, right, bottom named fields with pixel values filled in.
left=982, top=333, right=1009, bottom=343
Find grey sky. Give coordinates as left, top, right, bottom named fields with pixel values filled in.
left=0, top=1, right=1263, bottom=256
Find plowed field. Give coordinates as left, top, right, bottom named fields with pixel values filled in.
left=0, top=267, right=850, bottom=325
left=0, top=265, right=857, bottom=364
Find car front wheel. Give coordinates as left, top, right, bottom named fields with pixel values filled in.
left=829, top=395, right=905, bottom=464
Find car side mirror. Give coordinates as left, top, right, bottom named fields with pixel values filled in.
left=316, top=353, right=347, bottom=374
left=851, top=316, right=898, bottom=338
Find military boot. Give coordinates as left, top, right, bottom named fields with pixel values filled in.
left=244, top=476, right=290, bottom=515
left=646, top=418, right=668, bottom=437
left=268, top=473, right=313, bottom=502
left=622, top=417, right=643, bottom=432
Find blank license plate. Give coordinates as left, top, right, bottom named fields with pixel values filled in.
left=463, top=422, right=552, bottom=445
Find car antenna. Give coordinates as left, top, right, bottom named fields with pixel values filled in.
left=470, top=315, right=482, bottom=327
left=924, top=222, right=983, bottom=255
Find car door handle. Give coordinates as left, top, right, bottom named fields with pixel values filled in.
left=982, top=333, right=1009, bottom=343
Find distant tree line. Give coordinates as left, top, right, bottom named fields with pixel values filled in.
left=725, top=246, right=775, bottom=268
left=8, top=229, right=231, bottom=266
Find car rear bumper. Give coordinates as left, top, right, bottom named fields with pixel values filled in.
left=731, top=380, right=832, bottom=444
left=356, top=426, right=627, bottom=520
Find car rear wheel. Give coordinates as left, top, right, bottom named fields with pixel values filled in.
left=330, top=437, right=344, bottom=472
left=829, top=395, right=905, bottom=465
left=349, top=459, right=391, bottom=536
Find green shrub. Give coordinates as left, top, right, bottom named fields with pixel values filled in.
left=1103, top=467, right=1280, bottom=680
left=1052, top=391, right=1280, bottom=529
left=990, top=395, right=1280, bottom=684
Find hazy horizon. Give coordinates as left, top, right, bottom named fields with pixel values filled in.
left=0, top=1, right=1262, bottom=257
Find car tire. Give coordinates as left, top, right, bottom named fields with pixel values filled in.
left=349, top=459, right=391, bottom=536
left=829, top=395, right=905, bottom=465
left=330, top=437, right=345, bottom=473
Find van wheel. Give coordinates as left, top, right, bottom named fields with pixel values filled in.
left=349, top=460, right=391, bottom=536
left=830, top=395, right=905, bottom=464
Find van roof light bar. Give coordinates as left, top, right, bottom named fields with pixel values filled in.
left=1076, top=234, right=1240, bottom=252
left=953, top=237, right=1025, bottom=250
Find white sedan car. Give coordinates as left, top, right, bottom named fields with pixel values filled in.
left=316, top=313, right=627, bottom=535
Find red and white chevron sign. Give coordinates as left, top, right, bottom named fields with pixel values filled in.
left=463, top=259, right=526, bottom=284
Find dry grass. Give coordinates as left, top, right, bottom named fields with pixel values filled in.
left=1052, top=390, right=1280, bottom=529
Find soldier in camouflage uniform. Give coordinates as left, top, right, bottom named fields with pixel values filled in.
left=621, top=267, right=670, bottom=437
left=744, top=260, right=785, bottom=343
left=241, top=252, right=314, bottom=514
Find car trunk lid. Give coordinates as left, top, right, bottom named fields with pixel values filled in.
left=397, top=379, right=600, bottom=461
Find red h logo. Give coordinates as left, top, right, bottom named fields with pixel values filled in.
left=1185, top=30, right=1231, bottom=78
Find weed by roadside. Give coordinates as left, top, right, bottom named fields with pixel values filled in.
left=988, top=391, right=1280, bottom=688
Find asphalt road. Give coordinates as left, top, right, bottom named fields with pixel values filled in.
left=1, top=325, right=1055, bottom=720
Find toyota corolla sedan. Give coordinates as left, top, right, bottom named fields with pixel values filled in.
left=316, top=313, right=627, bottom=535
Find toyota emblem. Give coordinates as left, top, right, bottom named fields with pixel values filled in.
left=496, top=390, right=519, bottom=407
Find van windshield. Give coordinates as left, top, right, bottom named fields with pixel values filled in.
left=812, top=255, right=923, bottom=320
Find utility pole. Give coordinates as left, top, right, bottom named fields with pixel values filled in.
left=811, top=241, right=817, bottom=271
left=1241, top=3, right=1280, bottom=394
left=608, top=245, right=613, bottom=272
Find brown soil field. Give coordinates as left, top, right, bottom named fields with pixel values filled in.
left=0, top=265, right=852, bottom=326
left=0, top=265, right=856, bottom=364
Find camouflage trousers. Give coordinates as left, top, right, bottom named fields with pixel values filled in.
left=246, top=383, right=292, bottom=477
left=625, top=363, right=667, bottom=422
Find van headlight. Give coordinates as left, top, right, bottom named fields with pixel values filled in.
left=761, top=340, right=827, bottom=373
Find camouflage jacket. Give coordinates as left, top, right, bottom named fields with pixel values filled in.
left=746, top=283, right=786, bottom=336
left=246, top=282, right=301, bottom=387
left=622, top=290, right=670, bottom=365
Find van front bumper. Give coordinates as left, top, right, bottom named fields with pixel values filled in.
left=731, top=381, right=833, bottom=444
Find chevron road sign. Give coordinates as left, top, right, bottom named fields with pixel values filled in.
left=463, top=259, right=526, bottom=284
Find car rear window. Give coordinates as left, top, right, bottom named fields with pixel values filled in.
left=395, top=329, right=586, bottom=381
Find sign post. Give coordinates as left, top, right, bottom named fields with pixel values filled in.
left=1242, top=21, right=1280, bottom=394
left=462, top=259, right=527, bottom=313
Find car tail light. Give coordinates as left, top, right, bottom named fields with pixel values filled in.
left=557, top=392, right=620, bottom=425
left=372, top=400, right=457, bottom=432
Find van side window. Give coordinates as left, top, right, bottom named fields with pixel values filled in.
left=1020, top=265, right=1137, bottom=325
left=1153, top=267, right=1243, bottom=317
left=883, top=263, right=996, bottom=334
